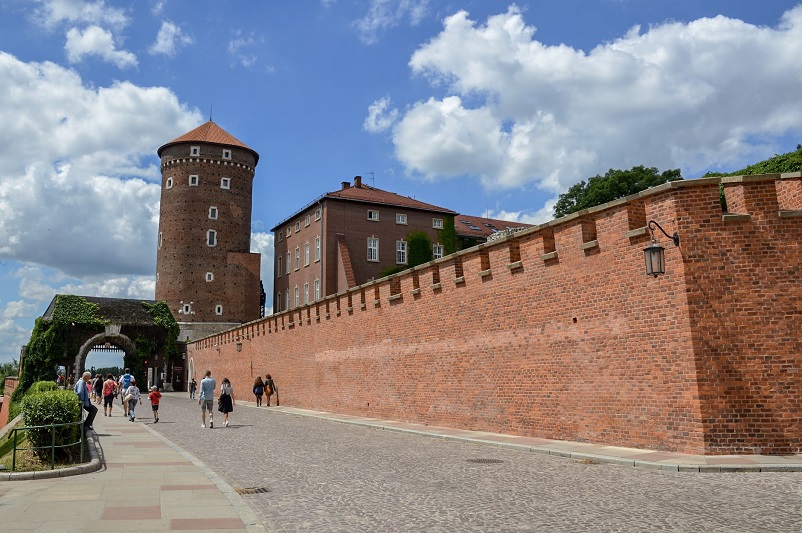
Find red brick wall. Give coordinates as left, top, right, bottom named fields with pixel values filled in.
left=189, top=175, right=802, bottom=454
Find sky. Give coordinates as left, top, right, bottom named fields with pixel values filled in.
left=1, top=0, right=802, bottom=365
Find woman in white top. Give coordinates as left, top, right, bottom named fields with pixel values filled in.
left=218, top=378, right=235, bottom=427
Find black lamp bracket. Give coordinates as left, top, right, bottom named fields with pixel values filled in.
left=647, top=220, right=679, bottom=246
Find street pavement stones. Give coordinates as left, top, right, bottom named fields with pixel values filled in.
left=144, top=392, right=802, bottom=532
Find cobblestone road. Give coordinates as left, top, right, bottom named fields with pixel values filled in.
left=147, top=393, right=802, bottom=532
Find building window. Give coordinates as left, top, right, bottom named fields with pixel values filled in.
left=190, top=146, right=200, bottom=156
left=314, top=279, right=320, bottom=301
left=286, top=227, right=291, bottom=238
left=285, top=290, right=289, bottom=310
left=276, top=293, right=281, bottom=312
left=182, top=303, right=192, bottom=314
left=367, top=237, right=379, bottom=262
left=433, top=243, right=444, bottom=259
left=304, top=242, right=310, bottom=266
left=277, top=231, right=282, bottom=242
left=433, top=218, right=443, bottom=229
left=207, top=230, right=217, bottom=247
left=295, top=247, right=300, bottom=270
left=206, top=272, right=214, bottom=282
left=304, top=215, right=310, bottom=227
left=277, top=256, right=282, bottom=277
left=209, top=206, right=218, bottom=219
left=396, top=240, right=407, bottom=264
left=396, top=213, right=407, bottom=225
left=222, top=149, right=232, bottom=159
left=314, top=235, right=321, bottom=262
left=367, top=210, right=379, bottom=221
left=189, top=175, right=199, bottom=186
left=286, top=252, right=291, bottom=275
left=315, top=208, right=321, bottom=221
left=215, top=304, right=223, bottom=315
left=221, top=177, right=231, bottom=189
left=295, top=221, right=301, bottom=232
left=304, top=282, right=309, bottom=305
left=158, top=232, right=163, bottom=249
left=166, top=177, right=173, bottom=189
left=294, top=286, right=299, bottom=308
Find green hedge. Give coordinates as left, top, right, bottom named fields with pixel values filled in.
left=21, top=390, right=82, bottom=461
left=30, top=380, right=59, bottom=394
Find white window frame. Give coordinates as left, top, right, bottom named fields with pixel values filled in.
left=285, top=290, right=290, bottom=311
left=221, top=177, right=231, bottom=189
left=207, top=229, right=217, bottom=247
left=286, top=227, right=291, bottom=238
left=215, top=304, right=223, bottom=315
left=190, top=146, right=200, bottom=156
left=433, top=218, right=443, bottom=229
left=304, top=215, right=310, bottom=227
left=158, top=232, right=163, bottom=249
left=304, top=282, right=309, bottom=305
left=314, top=279, right=320, bottom=301
left=277, top=231, right=282, bottom=242
left=367, top=210, right=379, bottom=221
left=314, top=235, right=321, bottom=262
left=396, top=240, right=407, bottom=264
left=367, top=237, right=379, bottom=262
left=295, top=221, right=301, bottom=232
left=304, top=242, right=310, bottom=266
left=222, top=149, right=232, bottom=160
left=166, top=177, right=173, bottom=189
left=315, top=208, right=321, bottom=221
left=189, top=174, right=199, bottom=186
left=208, top=206, right=218, bottom=220
left=433, top=243, right=444, bottom=259
left=286, top=252, right=291, bottom=275
left=294, top=286, right=299, bottom=308
left=396, top=213, right=407, bottom=225
left=295, top=246, right=300, bottom=270
left=206, top=272, right=214, bottom=282
left=182, top=303, right=192, bottom=314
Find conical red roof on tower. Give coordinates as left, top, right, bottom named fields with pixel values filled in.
left=158, top=121, right=258, bottom=163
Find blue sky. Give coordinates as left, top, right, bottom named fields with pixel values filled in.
left=1, top=0, right=801, bottom=364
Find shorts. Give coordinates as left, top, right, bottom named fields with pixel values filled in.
left=151, top=404, right=159, bottom=412
left=200, top=399, right=214, bottom=412
left=104, top=394, right=114, bottom=408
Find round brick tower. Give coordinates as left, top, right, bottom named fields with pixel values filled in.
left=156, top=121, right=261, bottom=335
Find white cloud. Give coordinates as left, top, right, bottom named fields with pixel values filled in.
left=251, top=231, right=275, bottom=309
left=363, top=95, right=398, bottom=133
left=384, top=6, right=802, bottom=192
left=2, top=300, right=38, bottom=320
left=149, top=20, right=193, bottom=57
left=65, top=25, right=138, bottom=68
left=151, top=0, right=167, bottom=16
left=35, top=0, right=129, bottom=31
left=354, top=0, right=429, bottom=45
left=228, top=31, right=264, bottom=69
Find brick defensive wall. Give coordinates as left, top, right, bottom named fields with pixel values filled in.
left=188, top=173, right=802, bottom=454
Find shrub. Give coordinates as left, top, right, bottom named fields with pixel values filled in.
left=21, top=390, right=82, bottom=462
left=30, top=380, right=59, bottom=394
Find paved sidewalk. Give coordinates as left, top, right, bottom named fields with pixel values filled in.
left=0, top=410, right=264, bottom=532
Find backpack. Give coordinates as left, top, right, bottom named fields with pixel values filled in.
left=254, top=385, right=264, bottom=396
left=122, top=373, right=132, bottom=389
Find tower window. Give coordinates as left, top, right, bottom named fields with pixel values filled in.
left=181, top=303, right=192, bottom=314
left=215, top=304, right=223, bottom=315
left=209, top=206, right=218, bottom=220
left=221, top=177, right=231, bottom=189
left=189, top=175, right=199, bottom=186
left=190, top=146, right=200, bottom=156
left=206, top=272, right=214, bottom=282
left=222, top=149, right=232, bottom=159
left=158, top=232, right=163, bottom=249
left=207, top=229, right=217, bottom=247
left=166, top=177, right=173, bottom=189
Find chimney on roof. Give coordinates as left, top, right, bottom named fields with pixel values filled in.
left=354, top=176, right=362, bottom=188
left=341, top=181, right=350, bottom=190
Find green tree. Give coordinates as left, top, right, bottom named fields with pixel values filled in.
left=554, top=166, right=683, bottom=218
left=0, top=359, right=19, bottom=393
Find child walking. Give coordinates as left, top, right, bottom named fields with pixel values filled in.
left=148, top=386, right=162, bottom=423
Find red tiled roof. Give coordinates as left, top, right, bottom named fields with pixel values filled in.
left=455, top=214, right=533, bottom=239
left=325, top=184, right=457, bottom=214
left=158, top=121, right=258, bottom=162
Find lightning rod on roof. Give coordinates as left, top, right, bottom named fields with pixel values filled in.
left=209, top=103, right=213, bottom=122
left=365, top=171, right=375, bottom=187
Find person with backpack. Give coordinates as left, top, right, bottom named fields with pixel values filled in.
left=264, top=374, right=277, bottom=407
left=253, top=376, right=265, bottom=406
left=118, top=368, right=134, bottom=416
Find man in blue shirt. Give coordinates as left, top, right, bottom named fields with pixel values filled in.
left=74, top=371, right=98, bottom=430
left=198, top=370, right=216, bottom=429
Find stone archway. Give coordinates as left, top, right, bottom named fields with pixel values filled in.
left=73, top=329, right=136, bottom=379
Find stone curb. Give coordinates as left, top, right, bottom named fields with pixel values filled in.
left=0, top=426, right=102, bottom=481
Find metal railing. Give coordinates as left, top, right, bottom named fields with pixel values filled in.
left=7, top=416, right=85, bottom=471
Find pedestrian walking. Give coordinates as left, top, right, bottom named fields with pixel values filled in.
left=93, top=374, right=103, bottom=404
left=264, top=374, right=277, bottom=406
left=73, top=371, right=98, bottom=431
left=119, top=368, right=134, bottom=416
left=102, top=373, right=116, bottom=416
left=126, top=379, right=141, bottom=422
left=199, top=370, right=216, bottom=428
left=189, top=377, right=197, bottom=399
left=218, top=377, right=234, bottom=427
left=253, top=376, right=265, bottom=406
left=148, top=386, right=162, bottom=423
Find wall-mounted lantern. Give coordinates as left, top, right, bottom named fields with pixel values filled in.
left=236, top=342, right=243, bottom=352
left=644, top=220, right=680, bottom=277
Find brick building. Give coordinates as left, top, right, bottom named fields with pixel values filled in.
left=155, top=121, right=262, bottom=341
